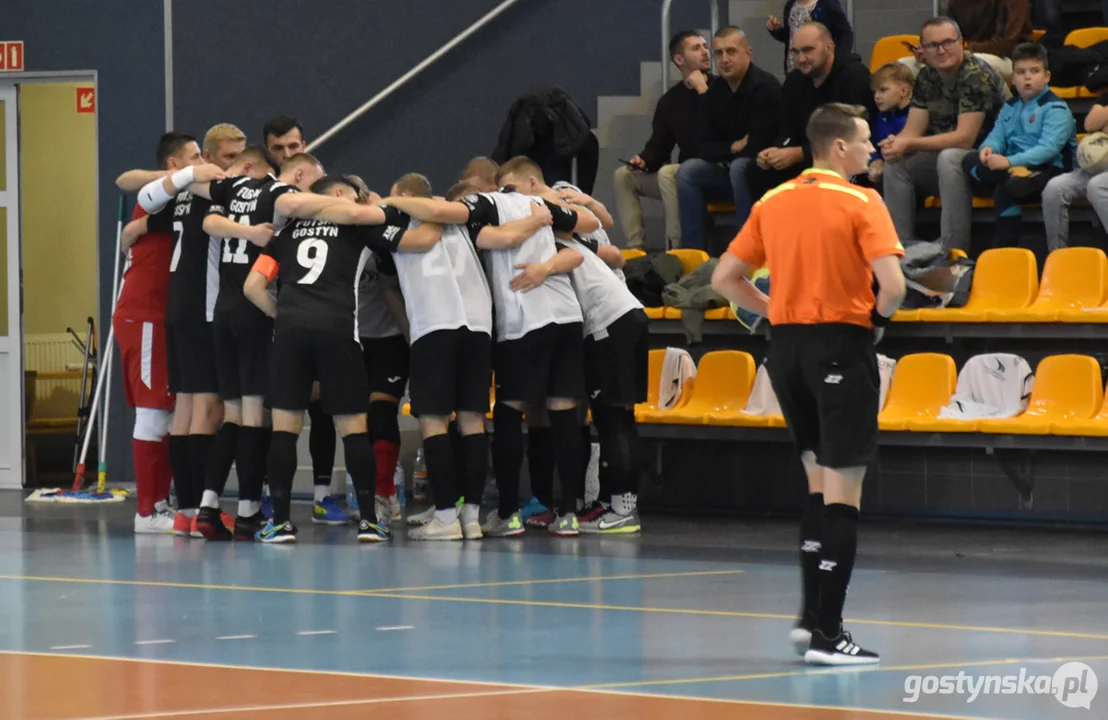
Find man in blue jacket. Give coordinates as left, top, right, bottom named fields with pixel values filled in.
left=961, top=42, right=1075, bottom=262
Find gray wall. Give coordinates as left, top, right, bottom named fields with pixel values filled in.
left=172, top=0, right=715, bottom=193
left=4, top=0, right=167, bottom=486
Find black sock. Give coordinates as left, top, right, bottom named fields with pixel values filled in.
left=492, top=404, right=524, bottom=518
left=460, top=433, right=488, bottom=506
left=527, top=426, right=554, bottom=508
left=308, top=401, right=335, bottom=488
left=593, top=404, right=639, bottom=499
left=817, top=503, right=860, bottom=638
left=203, top=422, right=239, bottom=495
left=169, top=434, right=192, bottom=510
left=187, top=433, right=215, bottom=508
left=800, top=493, right=825, bottom=629
left=236, top=426, right=267, bottom=503
left=342, top=432, right=378, bottom=524
left=423, top=433, right=459, bottom=510
left=549, top=408, right=584, bottom=517
left=266, top=431, right=298, bottom=525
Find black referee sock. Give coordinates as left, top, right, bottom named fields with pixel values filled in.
left=492, top=403, right=524, bottom=519
left=459, top=432, right=488, bottom=507
left=168, top=434, right=193, bottom=510
left=799, top=492, right=825, bottom=629
left=203, top=422, right=239, bottom=496
left=549, top=408, right=584, bottom=517
left=266, top=431, right=298, bottom=526
left=817, top=503, right=860, bottom=638
left=308, top=401, right=336, bottom=488
left=342, top=433, right=378, bottom=525
left=236, top=426, right=268, bottom=503
left=187, top=433, right=215, bottom=509
left=526, top=426, right=554, bottom=509
left=423, top=433, right=459, bottom=511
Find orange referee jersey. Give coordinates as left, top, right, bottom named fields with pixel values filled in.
left=727, top=168, right=903, bottom=329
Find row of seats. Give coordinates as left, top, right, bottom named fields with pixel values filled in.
left=626, top=247, right=1108, bottom=323
left=636, top=349, right=1108, bottom=436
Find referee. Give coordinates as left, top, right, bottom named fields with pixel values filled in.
left=712, top=102, right=906, bottom=666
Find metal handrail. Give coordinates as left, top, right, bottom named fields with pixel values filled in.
left=661, top=0, right=720, bottom=91
left=307, top=0, right=521, bottom=153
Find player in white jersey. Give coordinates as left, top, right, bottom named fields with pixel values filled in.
left=382, top=158, right=599, bottom=537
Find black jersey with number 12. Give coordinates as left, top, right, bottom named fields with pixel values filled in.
left=147, top=191, right=217, bottom=325
left=263, top=205, right=411, bottom=340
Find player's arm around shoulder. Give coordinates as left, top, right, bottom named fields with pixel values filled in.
left=381, top=196, right=472, bottom=224
left=510, top=245, right=584, bottom=293
left=120, top=216, right=149, bottom=252
left=275, top=191, right=345, bottom=220
left=476, top=201, right=553, bottom=250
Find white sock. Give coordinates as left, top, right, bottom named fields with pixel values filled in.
left=461, top=504, right=480, bottom=525
left=238, top=500, right=261, bottom=517
left=612, top=492, right=637, bottom=516
left=200, top=490, right=220, bottom=510
left=314, top=485, right=329, bottom=503
left=434, top=507, right=460, bottom=525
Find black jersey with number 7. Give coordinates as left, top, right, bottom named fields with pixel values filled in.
left=146, top=190, right=217, bottom=325
left=263, top=210, right=409, bottom=340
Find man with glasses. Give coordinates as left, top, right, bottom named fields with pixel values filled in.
left=878, top=17, right=1010, bottom=251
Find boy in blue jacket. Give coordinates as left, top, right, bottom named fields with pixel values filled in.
left=867, top=63, right=914, bottom=186
left=961, top=42, right=1076, bottom=257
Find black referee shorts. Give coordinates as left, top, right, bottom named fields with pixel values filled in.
left=766, top=323, right=879, bottom=469
left=213, top=310, right=273, bottom=401
left=165, top=321, right=219, bottom=395
left=361, top=334, right=410, bottom=399
left=269, top=327, right=370, bottom=417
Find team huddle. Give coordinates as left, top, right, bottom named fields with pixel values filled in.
left=112, top=118, right=648, bottom=544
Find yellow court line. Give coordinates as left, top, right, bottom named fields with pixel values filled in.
left=357, top=592, right=1108, bottom=641
left=0, top=574, right=368, bottom=598
left=361, top=569, right=744, bottom=594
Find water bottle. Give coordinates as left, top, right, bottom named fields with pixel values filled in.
left=345, top=474, right=359, bottom=512
left=412, top=448, right=429, bottom=502
left=393, top=461, right=407, bottom=509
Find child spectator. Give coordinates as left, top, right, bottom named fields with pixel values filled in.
left=766, top=0, right=853, bottom=74
left=960, top=42, right=1075, bottom=261
left=868, top=62, right=915, bottom=186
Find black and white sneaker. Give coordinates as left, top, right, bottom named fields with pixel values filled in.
left=804, top=630, right=880, bottom=666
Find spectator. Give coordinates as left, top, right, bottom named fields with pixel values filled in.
left=961, top=43, right=1074, bottom=260
left=868, top=63, right=915, bottom=186
left=614, top=30, right=712, bottom=249
left=766, top=0, right=854, bottom=75
left=880, top=17, right=1010, bottom=251
left=751, top=23, right=874, bottom=196
left=947, top=0, right=1031, bottom=60
left=1041, top=94, right=1108, bottom=252
left=676, top=27, right=782, bottom=252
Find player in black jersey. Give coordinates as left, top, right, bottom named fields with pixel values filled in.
left=243, top=176, right=444, bottom=543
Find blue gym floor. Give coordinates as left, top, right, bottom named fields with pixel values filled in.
left=0, top=492, right=1104, bottom=719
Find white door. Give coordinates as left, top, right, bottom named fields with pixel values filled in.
left=0, top=84, right=24, bottom=488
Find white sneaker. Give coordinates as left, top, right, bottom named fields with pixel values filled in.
left=388, top=494, right=402, bottom=521
left=409, top=516, right=464, bottom=541
left=406, top=505, right=435, bottom=526
left=134, top=511, right=175, bottom=535
left=154, top=500, right=176, bottom=517
left=460, top=505, right=482, bottom=539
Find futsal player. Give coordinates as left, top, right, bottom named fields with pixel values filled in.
left=382, top=157, right=599, bottom=537
left=711, top=103, right=906, bottom=665
left=243, top=176, right=444, bottom=543
left=458, top=157, right=499, bottom=192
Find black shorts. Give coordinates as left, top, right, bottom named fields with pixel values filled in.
left=214, top=310, right=273, bottom=400
left=361, top=334, right=410, bottom=399
left=165, top=321, right=219, bottom=395
left=766, top=323, right=879, bottom=469
left=494, top=322, right=586, bottom=403
left=269, top=327, right=369, bottom=416
left=410, top=328, right=492, bottom=417
left=584, top=309, right=649, bottom=408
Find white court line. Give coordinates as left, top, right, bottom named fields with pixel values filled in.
left=215, top=635, right=256, bottom=641
left=72, top=687, right=551, bottom=719
left=376, top=625, right=414, bottom=631
left=49, top=645, right=91, bottom=650
left=295, top=630, right=336, bottom=636
left=133, top=640, right=175, bottom=646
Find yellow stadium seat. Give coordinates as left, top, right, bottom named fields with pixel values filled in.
left=707, top=202, right=736, bottom=213
left=635, top=349, right=695, bottom=421
left=916, top=248, right=1038, bottom=322
left=1052, top=383, right=1108, bottom=436
left=987, top=248, right=1107, bottom=321
left=1032, top=28, right=1046, bottom=41
left=1060, top=28, right=1108, bottom=98
left=924, top=196, right=995, bottom=209
left=640, top=351, right=755, bottom=425
left=892, top=309, right=919, bottom=322
left=665, top=306, right=732, bottom=320
left=869, top=34, right=919, bottom=71
left=1059, top=255, right=1108, bottom=322
left=978, top=355, right=1103, bottom=435
left=644, top=306, right=666, bottom=319
left=667, top=248, right=710, bottom=275
left=621, top=248, right=646, bottom=261
left=402, top=402, right=412, bottom=416
left=878, top=353, right=958, bottom=430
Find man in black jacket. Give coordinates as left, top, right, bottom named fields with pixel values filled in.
left=752, top=23, right=876, bottom=196
left=614, top=30, right=711, bottom=249
left=676, top=26, right=783, bottom=251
